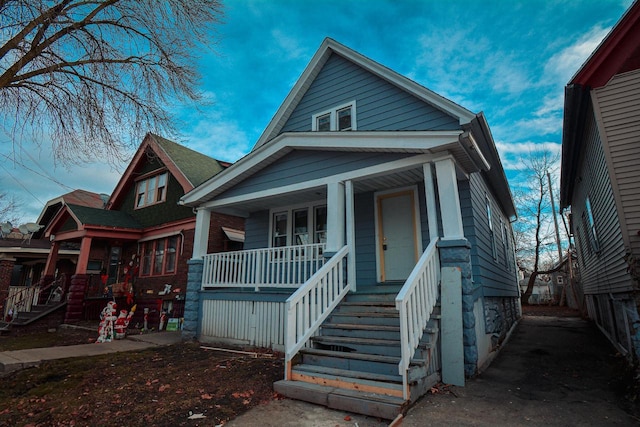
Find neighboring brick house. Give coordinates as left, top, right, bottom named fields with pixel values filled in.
left=40, top=133, right=243, bottom=327
left=1, top=190, right=104, bottom=320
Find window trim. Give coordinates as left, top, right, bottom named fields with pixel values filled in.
left=139, top=235, right=180, bottom=277
left=135, top=171, right=168, bottom=209
left=584, top=196, right=600, bottom=254
left=268, top=201, right=327, bottom=247
left=486, top=194, right=497, bottom=260
left=311, top=101, right=357, bottom=131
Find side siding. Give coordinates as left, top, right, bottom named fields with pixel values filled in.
left=594, top=69, right=640, bottom=256
left=243, top=210, right=270, bottom=250
left=572, top=101, right=632, bottom=294
left=463, top=173, right=518, bottom=298
left=353, top=192, right=376, bottom=285
left=281, top=53, right=459, bottom=132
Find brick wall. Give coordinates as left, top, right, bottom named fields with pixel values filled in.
left=207, top=213, right=245, bottom=253
left=0, top=258, right=15, bottom=315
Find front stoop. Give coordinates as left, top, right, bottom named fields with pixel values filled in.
left=275, top=286, right=440, bottom=420
left=274, top=379, right=407, bottom=420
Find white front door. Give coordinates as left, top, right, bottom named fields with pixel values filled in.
left=376, top=188, right=421, bottom=282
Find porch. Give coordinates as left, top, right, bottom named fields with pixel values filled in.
left=190, top=233, right=468, bottom=418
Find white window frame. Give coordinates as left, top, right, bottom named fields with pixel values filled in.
left=311, top=101, right=357, bottom=131
left=269, top=201, right=327, bottom=247
left=135, top=171, right=168, bottom=209
left=486, top=194, right=497, bottom=261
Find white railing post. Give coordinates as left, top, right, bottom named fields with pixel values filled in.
left=201, top=243, right=326, bottom=289
left=284, top=246, right=350, bottom=379
left=395, top=239, right=440, bottom=400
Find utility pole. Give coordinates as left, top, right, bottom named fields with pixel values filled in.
left=548, top=172, right=563, bottom=264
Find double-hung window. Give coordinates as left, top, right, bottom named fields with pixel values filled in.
left=140, top=236, right=179, bottom=276
left=136, top=172, right=168, bottom=208
left=271, top=204, right=328, bottom=247
left=312, top=101, right=357, bottom=131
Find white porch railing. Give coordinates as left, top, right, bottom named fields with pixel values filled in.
left=284, top=245, right=349, bottom=379
left=201, top=243, right=326, bottom=291
left=395, top=238, right=440, bottom=400
left=4, top=285, right=42, bottom=319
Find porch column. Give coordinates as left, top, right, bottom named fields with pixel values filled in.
left=326, top=181, right=345, bottom=254
left=192, top=208, right=211, bottom=259
left=43, top=241, right=60, bottom=277
left=0, top=258, right=15, bottom=318
left=434, top=158, right=464, bottom=240
left=75, top=236, right=92, bottom=274
left=345, top=180, right=356, bottom=291
left=423, top=163, right=439, bottom=242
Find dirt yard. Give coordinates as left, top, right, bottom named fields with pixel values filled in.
left=0, top=328, right=284, bottom=427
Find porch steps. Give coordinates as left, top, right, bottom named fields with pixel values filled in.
left=0, top=301, right=67, bottom=333
left=274, top=287, right=440, bottom=420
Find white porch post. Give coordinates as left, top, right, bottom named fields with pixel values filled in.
left=434, top=158, right=464, bottom=240
left=326, top=181, right=345, bottom=254
left=345, top=180, right=356, bottom=292
left=423, top=163, right=439, bottom=242
left=192, top=208, right=211, bottom=259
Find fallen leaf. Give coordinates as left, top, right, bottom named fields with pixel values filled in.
left=201, top=393, right=213, bottom=400
left=344, top=415, right=351, bottom=421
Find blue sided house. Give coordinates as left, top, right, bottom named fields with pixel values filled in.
left=180, top=38, right=520, bottom=419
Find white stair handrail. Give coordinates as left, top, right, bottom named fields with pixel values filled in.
left=395, top=238, right=440, bottom=400
left=284, top=245, right=350, bottom=379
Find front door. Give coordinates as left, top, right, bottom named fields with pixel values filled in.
left=376, top=188, right=421, bottom=282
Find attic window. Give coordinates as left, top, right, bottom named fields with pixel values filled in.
left=312, top=101, right=357, bottom=131
left=136, top=172, right=168, bottom=208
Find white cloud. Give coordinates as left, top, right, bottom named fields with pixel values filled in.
left=270, top=29, right=307, bottom=61
left=183, top=115, right=252, bottom=163
left=544, top=25, right=611, bottom=84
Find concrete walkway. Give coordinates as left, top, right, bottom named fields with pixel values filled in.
left=0, top=331, right=182, bottom=375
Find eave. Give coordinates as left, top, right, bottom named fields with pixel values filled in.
left=180, top=130, right=489, bottom=208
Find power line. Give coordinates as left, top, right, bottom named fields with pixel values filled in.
left=0, top=152, right=75, bottom=192
left=0, top=162, right=45, bottom=205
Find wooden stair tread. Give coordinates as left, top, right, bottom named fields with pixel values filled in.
left=332, top=311, right=399, bottom=318
left=294, top=364, right=402, bottom=384
left=321, top=323, right=399, bottom=332
left=312, top=335, right=400, bottom=346
left=300, top=347, right=425, bottom=365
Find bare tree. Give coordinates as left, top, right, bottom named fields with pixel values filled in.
left=0, top=0, right=223, bottom=165
left=513, top=150, right=564, bottom=305
left=0, top=191, right=21, bottom=224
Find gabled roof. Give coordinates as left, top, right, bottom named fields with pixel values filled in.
left=34, top=189, right=106, bottom=238
left=108, top=133, right=227, bottom=209
left=560, top=0, right=640, bottom=208
left=253, top=37, right=476, bottom=150
left=66, top=204, right=142, bottom=229
left=569, top=0, right=640, bottom=88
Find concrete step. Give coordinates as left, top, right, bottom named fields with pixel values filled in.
left=273, top=379, right=407, bottom=420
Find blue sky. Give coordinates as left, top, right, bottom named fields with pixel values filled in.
left=0, top=0, right=633, bottom=222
